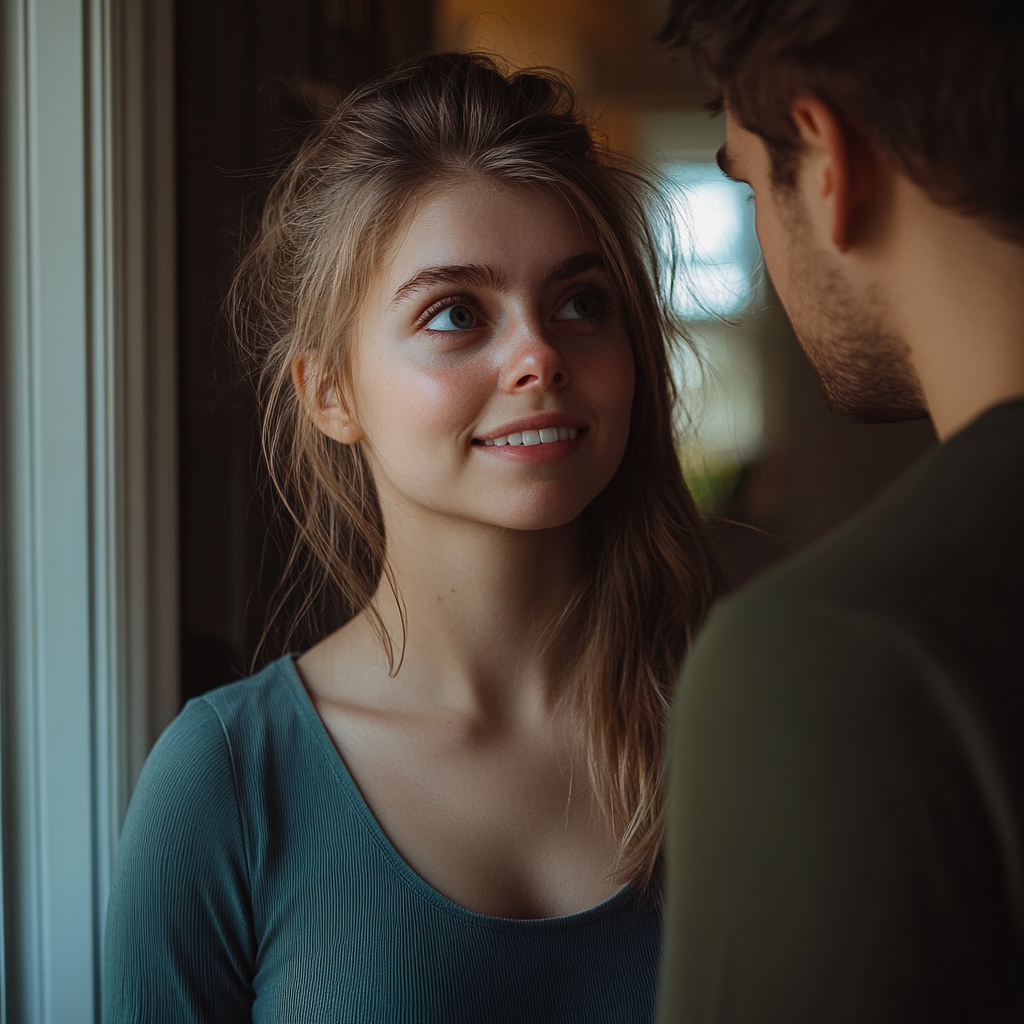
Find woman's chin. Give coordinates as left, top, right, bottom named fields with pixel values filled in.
left=473, top=493, right=595, bottom=533
left=383, top=481, right=604, bottom=534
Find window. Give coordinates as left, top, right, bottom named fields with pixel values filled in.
left=664, top=161, right=758, bottom=320
left=642, top=112, right=767, bottom=498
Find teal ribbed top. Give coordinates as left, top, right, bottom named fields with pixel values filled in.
left=104, top=656, right=661, bottom=1023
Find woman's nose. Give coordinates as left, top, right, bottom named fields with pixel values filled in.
left=498, top=323, right=569, bottom=394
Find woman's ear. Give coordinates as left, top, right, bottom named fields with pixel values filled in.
left=292, top=356, right=365, bottom=445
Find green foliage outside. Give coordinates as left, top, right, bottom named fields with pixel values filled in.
left=681, top=457, right=742, bottom=518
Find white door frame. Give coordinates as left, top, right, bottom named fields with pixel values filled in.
left=0, top=0, right=178, bottom=1019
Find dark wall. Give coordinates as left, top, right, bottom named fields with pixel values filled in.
left=176, top=0, right=433, bottom=702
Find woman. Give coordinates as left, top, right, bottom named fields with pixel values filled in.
left=105, top=52, right=716, bottom=1024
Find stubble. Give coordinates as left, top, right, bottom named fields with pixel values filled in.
left=782, top=203, right=929, bottom=425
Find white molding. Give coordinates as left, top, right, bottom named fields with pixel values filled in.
left=0, top=0, right=177, bottom=1019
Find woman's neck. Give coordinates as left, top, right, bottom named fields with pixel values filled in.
left=310, top=507, right=585, bottom=722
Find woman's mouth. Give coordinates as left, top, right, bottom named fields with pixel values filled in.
left=475, top=426, right=580, bottom=447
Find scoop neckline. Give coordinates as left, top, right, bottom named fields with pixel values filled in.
left=276, top=653, right=640, bottom=932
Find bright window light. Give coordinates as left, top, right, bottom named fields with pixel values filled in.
left=660, top=160, right=765, bottom=471
left=663, top=162, right=757, bottom=319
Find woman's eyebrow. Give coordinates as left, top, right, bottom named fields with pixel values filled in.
left=541, top=252, right=606, bottom=288
left=391, top=252, right=608, bottom=306
left=391, top=264, right=508, bottom=305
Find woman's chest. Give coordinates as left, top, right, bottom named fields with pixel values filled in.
left=316, top=709, right=622, bottom=918
left=245, top=841, right=661, bottom=1024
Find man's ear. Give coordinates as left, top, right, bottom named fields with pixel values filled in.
left=789, top=95, right=876, bottom=253
left=292, top=355, right=364, bottom=445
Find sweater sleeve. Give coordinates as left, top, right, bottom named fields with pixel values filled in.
left=658, top=596, right=1019, bottom=1024
left=104, top=698, right=255, bottom=1024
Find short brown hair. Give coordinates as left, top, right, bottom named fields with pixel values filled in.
left=660, top=0, right=1024, bottom=243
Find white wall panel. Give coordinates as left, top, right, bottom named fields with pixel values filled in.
left=0, top=1, right=177, bottom=1019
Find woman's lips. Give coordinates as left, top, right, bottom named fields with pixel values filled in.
left=471, top=426, right=585, bottom=462
left=472, top=412, right=588, bottom=443
left=479, top=426, right=578, bottom=447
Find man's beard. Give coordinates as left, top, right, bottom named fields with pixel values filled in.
left=782, top=206, right=929, bottom=425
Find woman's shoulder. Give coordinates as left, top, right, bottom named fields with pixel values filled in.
left=179, top=654, right=310, bottom=747
left=106, top=670, right=297, bottom=1020
left=135, top=655, right=310, bottom=811
left=116, top=655, right=323, bottom=893
left=187, top=653, right=302, bottom=731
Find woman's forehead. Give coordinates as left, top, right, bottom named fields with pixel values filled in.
left=380, top=180, right=600, bottom=291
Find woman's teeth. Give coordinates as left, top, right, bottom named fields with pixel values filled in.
left=482, top=426, right=579, bottom=447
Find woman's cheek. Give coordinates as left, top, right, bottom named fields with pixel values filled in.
left=406, top=362, right=489, bottom=430
left=371, top=364, right=487, bottom=462
left=577, top=342, right=635, bottom=420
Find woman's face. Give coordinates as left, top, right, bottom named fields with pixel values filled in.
left=317, top=178, right=635, bottom=532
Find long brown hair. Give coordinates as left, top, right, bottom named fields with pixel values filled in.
left=229, top=51, right=717, bottom=886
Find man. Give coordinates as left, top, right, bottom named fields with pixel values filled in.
left=658, top=1, right=1024, bottom=1020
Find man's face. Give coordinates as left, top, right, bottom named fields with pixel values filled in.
left=720, top=109, right=927, bottom=424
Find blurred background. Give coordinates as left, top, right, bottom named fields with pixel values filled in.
left=0, top=1, right=940, bottom=1008
left=178, top=0, right=937, bottom=702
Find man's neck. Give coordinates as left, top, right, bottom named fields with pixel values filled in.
left=884, top=176, right=1024, bottom=440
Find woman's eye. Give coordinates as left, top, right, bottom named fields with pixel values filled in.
left=554, top=292, right=600, bottom=321
left=425, top=304, right=477, bottom=331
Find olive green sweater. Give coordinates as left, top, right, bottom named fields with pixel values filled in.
left=661, top=399, right=1024, bottom=1022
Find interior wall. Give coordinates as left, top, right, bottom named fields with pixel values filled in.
left=176, top=0, right=433, bottom=702
left=2, top=0, right=179, bottom=1014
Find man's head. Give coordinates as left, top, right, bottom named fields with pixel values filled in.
left=660, top=0, right=1024, bottom=424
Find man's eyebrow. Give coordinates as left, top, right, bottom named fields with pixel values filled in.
left=541, top=252, right=606, bottom=288
left=391, top=264, right=508, bottom=305
left=716, top=143, right=741, bottom=183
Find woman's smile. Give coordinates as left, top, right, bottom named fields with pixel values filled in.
left=340, top=178, right=637, bottom=531
left=472, top=413, right=587, bottom=462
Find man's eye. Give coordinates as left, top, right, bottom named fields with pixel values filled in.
left=426, top=304, right=476, bottom=331
left=554, top=292, right=600, bottom=321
